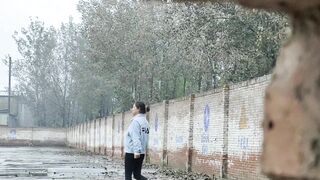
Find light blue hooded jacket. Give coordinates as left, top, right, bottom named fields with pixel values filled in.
left=124, top=114, right=149, bottom=154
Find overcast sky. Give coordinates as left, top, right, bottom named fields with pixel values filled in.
left=0, top=0, right=81, bottom=92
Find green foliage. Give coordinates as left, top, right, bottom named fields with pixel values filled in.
left=12, top=1, right=289, bottom=127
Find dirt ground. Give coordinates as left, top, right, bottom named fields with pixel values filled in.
left=0, top=146, right=213, bottom=179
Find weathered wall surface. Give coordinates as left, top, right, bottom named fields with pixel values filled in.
left=167, top=97, right=191, bottom=170
left=0, top=127, right=66, bottom=146
left=148, top=102, right=166, bottom=165
left=192, top=89, right=225, bottom=177
left=67, top=75, right=271, bottom=179
left=106, top=116, right=113, bottom=156
left=227, top=77, right=270, bottom=180
left=113, top=114, right=123, bottom=157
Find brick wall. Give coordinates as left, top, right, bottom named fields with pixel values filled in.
left=148, top=101, right=166, bottom=165
left=0, top=127, right=66, bottom=146
left=106, top=116, right=113, bottom=156
left=89, top=120, right=95, bottom=152
left=192, top=88, right=225, bottom=177
left=227, top=76, right=270, bottom=180
left=67, top=75, right=271, bottom=179
left=123, top=111, right=132, bottom=158
left=82, top=123, right=86, bottom=150
left=101, top=117, right=107, bottom=155
left=95, top=119, right=100, bottom=154
left=85, top=121, right=89, bottom=151
left=113, top=113, right=123, bottom=157
left=166, top=97, right=191, bottom=170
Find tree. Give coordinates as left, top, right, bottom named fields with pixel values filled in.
left=12, top=0, right=289, bottom=126
left=13, top=18, right=57, bottom=127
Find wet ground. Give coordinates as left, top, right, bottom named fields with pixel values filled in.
left=0, top=147, right=212, bottom=180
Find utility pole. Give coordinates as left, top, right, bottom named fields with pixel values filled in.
left=8, top=56, right=12, bottom=125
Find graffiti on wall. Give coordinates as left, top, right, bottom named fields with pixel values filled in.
left=8, top=129, right=16, bottom=140
left=239, top=105, right=249, bottom=129
left=175, top=136, right=184, bottom=148
left=238, top=136, right=249, bottom=150
left=153, top=113, right=160, bottom=150
left=201, top=142, right=209, bottom=155
left=204, top=105, right=210, bottom=132
left=153, top=138, right=159, bottom=147
left=196, top=157, right=221, bottom=169
left=201, top=105, right=210, bottom=155
left=155, top=113, right=159, bottom=132
left=238, top=105, right=249, bottom=151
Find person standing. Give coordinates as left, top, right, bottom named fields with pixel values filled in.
left=124, top=102, right=150, bottom=180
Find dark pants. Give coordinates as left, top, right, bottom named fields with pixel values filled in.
left=125, top=153, right=147, bottom=180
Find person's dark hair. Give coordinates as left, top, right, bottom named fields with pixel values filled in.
left=134, top=101, right=150, bottom=114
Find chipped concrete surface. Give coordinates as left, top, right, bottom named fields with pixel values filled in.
left=0, top=147, right=212, bottom=180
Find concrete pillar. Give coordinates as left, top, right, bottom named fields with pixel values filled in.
left=89, top=121, right=92, bottom=152
left=146, top=109, right=150, bottom=164
left=112, top=114, right=115, bottom=157
left=121, top=112, right=125, bottom=158
left=78, top=125, right=81, bottom=149
left=162, top=100, right=169, bottom=167
left=236, top=1, right=320, bottom=179
left=222, top=85, right=230, bottom=178
left=104, top=117, right=107, bottom=155
left=187, top=94, right=195, bottom=172
left=85, top=121, right=88, bottom=151
left=99, top=118, right=102, bottom=154
left=94, top=119, right=96, bottom=153
left=82, top=123, right=85, bottom=150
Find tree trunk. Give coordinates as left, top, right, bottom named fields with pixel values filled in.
left=172, top=77, right=177, bottom=99
left=149, top=74, right=154, bottom=103
left=197, top=73, right=202, bottom=92
left=183, top=77, right=187, bottom=96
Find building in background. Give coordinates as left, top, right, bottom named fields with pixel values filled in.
left=0, top=95, right=9, bottom=126
left=0, top=91, right=34, bottom=127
